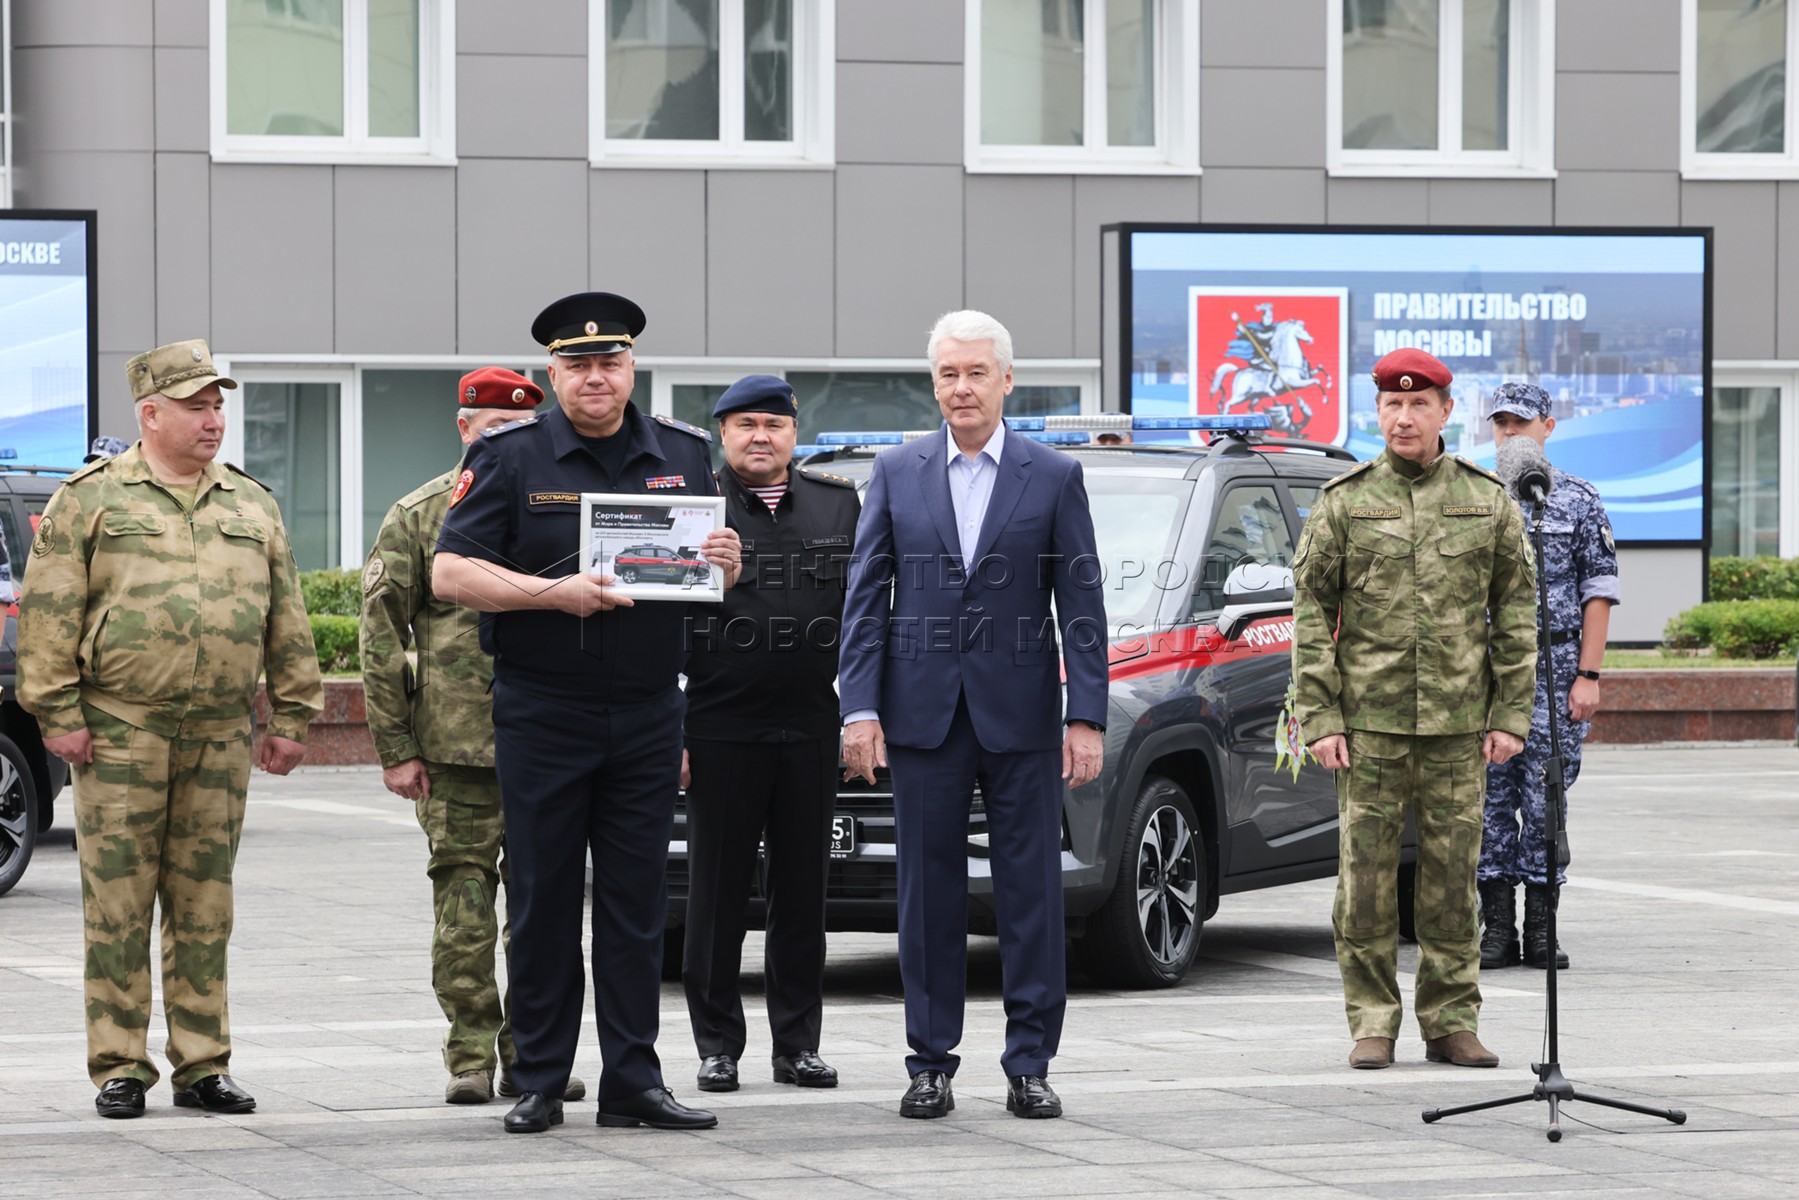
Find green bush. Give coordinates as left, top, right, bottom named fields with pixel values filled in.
left=1662, top=602, right=1727, bottom=652
left=1709, top=556, right=1799, bottom=602
left=300, top=568, right=362, bottom=616
left=1662, top=599, right=1799, bottom=660
left=309, top=614, right=361, bottom=673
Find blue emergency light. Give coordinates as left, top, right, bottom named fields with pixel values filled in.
left=803, top=414, right=1274, bottom=452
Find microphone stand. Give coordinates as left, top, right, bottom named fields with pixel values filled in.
left=1421, top=489, right=1686, bottom=1142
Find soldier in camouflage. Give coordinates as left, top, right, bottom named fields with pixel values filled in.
left=17, top=340, right=323, bottom=1120
left=1478, top=383, right=1618, bottom=972
left=1291, top=348, right=1538, bottom=1072
left=360, top=367, right=584, bottom=1107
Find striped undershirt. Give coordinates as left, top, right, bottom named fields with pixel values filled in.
left=747, top=483, right=787, bottom=513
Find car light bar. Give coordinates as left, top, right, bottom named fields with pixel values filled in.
left=805, top=414, right=1274, bottom=452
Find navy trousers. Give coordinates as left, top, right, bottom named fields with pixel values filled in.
left=492, top=679, right=683, bottom=1102
left=886, top=695, right=1066, bottom=1079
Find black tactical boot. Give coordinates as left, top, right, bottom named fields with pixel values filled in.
left=1522, top=883, right=1570, bottom=969
left=1478, top=880, right=1520, bottom=969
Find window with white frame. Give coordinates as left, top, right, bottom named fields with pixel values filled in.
left=1683, top=0, right=1799, bottom=177
left=589, top=0, right=834, bottom=166
left=1328, top=0, right=1555, bottom=176
left=966, top=0, right=1198, bottom=174
left=210, top=0, right=455, bottom=164
left=1710, top=372, right=1799, bottom=558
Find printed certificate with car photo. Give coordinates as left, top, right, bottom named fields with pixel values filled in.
left=579, top=494, right=725, bottom=602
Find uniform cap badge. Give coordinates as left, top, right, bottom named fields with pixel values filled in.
left=465, top=385, right=478, bottom=401
left=1399, top=374, right=1413, bottom=390
left=512, top=388, right=526, bottom=402
left=191, top=347, right=204, bottom=362
left=584, top=320, right=599, bottom=335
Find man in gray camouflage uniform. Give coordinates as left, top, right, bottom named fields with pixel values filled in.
left=361, top=367, right=587, bottom=1105
left=1478, top=382, right=1618, bottom=971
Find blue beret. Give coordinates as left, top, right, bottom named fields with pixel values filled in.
left=1486, top=382, right=1551, bottom=422
left=713, top=374, right=799, bottom=419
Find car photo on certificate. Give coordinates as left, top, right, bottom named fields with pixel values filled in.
left=579, top=493, right=726, bottom=602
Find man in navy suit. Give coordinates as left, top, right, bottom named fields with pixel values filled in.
left=839, top=310, right=1109, bottom=1120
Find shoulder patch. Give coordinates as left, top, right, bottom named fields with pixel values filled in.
left=654, top=414, right=713, bottom=442
left=482, top=414, right=539, bottom=438
left=1318, top=459, right=1376, bottom=492
left=1452, top=455, right=1504, bottom=486
left=797, top=466, right=857, bottom=489
left=226, top=462, right=273, bottom=491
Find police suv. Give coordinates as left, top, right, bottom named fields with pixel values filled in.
left=663, top=416, right=1419, bottom=988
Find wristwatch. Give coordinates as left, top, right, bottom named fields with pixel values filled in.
left=1574, top=669, right=1600, bottom=681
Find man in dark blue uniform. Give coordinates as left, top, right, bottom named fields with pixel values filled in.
left=434, top=292, right=742, bottom=1135
left=681, top=375, right=860, bottom=1095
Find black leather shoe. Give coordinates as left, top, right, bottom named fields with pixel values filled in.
left=595, top=1086, right=718, bottom=1130
left=95, top=1078, right=146, bottom=1120
left=1005, top=1075, right=1062, bottom=1119
left=899, top=1070, right=953, bottom=1119
left=503, top=1091, right=563, bottom=1134
left=696, top=1054, right=739, bottom=1092
left=772, top=1050, right=838, bottom=1088
left=172, top=1074, right=256, bottom=1114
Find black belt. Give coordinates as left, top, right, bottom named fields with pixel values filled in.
left=1547, top=628, right=1580, bottom=647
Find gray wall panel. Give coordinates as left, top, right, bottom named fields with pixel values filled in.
left=1682, top=182, right=1777, bottom=360
left=154, top=47, right=209, bottom=153
left=836, top=62, right=962, bottom=164
left=154, top=0, right=208, bottom=48
left=18, top=151, right=157, bottom=355
left=588, top=170, right=708, bottom=356
left=1613, top=549, right=1703, bottom=643
left=210, top=166, right=336, bottom=354
left=459, top=0, right=586, bottom=55
left=1075, top=176, right=1200, bottom=357
left=458, top=160, right=590, bottom=356
left=838, top=0, right=963, bottom=63
left=1326, top=178, right=1428, bottom=224
left=1429, top=179, right=1554, bottom=225
left=13, top=1, right=152, bottom=46
left=458, top=54, right=587, bottom=158
left=835, top=165, right=964, bottom=357
left=336, top=169, right=457, bottom=355
left=965, top=176, right=1074, bottom=357
left=1202, top=0, right=1325, bottom=69
left=154, top=152, right=211, bottom=348
left=1201, top=68, right=1325, bottom=167
left=1557, top=73, right=1680, bottom=171
left=15, top=47, right=155, bottom=153
left=708, top=173, right=836, bottom=358
left=1200, top=167, right=1324, bottom=224
left=1553, top=170, right=1682, bottom=226
left=97, top=351, right=136, bottom=445
left=1558, top=0, right=1679, bottom=74
left=1780, top=184, right=1799, bottom=360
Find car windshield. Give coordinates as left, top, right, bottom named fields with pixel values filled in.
left=1084, top=475, right=1192, bottom=629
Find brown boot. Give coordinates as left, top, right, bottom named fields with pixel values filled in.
left=1423, top=1031, right=1499, bottom=1067
left=1348, top=1037, right=1395, bottom=1069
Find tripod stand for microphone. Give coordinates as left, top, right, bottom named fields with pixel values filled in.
left=1420, top=489, right=1686, bottom=1142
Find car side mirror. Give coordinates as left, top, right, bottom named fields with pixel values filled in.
left=1217, top=563, right=1295, bottom=642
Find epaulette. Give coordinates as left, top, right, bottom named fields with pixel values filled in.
left=797, top=466, right=857, bottom=488
left=226, top=462, right=273, bottom=491
left=1319, top=459, right=1376, bottom=491
left=481, top=414, right=539, bottom=438
left=64, top=458, right=112, bottom=484
left=1452, top=455, right=1505, bottom=486
left=654, top=414, right=712, bottom=442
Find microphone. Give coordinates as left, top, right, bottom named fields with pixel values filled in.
left=1495, top=436, right=1553, bottom=504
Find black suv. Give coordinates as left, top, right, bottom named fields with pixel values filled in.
left=0, top=467, right=73, bottom=896
left=663, top=429, right=1418, bottom=988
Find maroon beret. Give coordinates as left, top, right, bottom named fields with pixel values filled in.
left=459, top=366, right=543, bottom=410
left=1371, top=348, right=1453, bottom=393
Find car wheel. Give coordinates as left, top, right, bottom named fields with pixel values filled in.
left=1396, top=859, right=1418, bottom=943
left=1076, top=775, right=1206, bottom=988
left=0, top=732, right=42, bottom=898
left=661, top=923, right=686, bottom=982
left=620, top=568, right=638, bottom=584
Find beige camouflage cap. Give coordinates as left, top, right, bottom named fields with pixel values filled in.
left=126, top=339, right=239, bottom=402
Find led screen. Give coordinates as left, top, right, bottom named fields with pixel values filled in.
left=0, top=213, right=96, bottom=469
left=1123, top=228, right=1709, bottom=544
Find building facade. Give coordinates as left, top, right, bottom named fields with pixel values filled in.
left=8, top=0, right=1799, bottom=641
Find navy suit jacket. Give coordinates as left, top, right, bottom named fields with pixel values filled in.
left=838, top=426, right=1109, bottom=754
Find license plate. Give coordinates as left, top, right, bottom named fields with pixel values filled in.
left=829, top=814, right=856, bottom=859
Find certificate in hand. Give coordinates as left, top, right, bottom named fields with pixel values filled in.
left=579, top=493, right=725, bottom=602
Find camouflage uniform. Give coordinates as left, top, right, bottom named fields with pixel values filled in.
left=1291, top=446, right=1537, bottom=1040
left=360, top=468, right=513, bottom=1077
left=1480, top=467, right=1618, bottom=887
left=17, top=443, right=322, bottom=1090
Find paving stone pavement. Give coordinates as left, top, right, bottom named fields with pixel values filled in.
left=3, top=744, right=1797, bottom=1198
